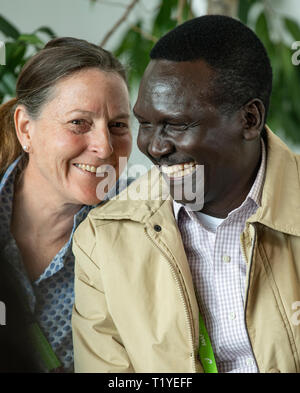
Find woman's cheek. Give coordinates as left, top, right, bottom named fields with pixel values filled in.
left=122, top=133, right=133, bottom=157
left=113, top=134, right=132, bottom=159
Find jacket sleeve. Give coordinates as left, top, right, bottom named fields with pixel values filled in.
left=72, top=232, right=134, bottom=373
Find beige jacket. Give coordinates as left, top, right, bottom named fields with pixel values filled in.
left=72, top=128, right=300, bottom=373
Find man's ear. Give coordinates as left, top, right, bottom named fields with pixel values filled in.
left=14, top=105, right=33, bottom=151
left=241, top=99, right=265, bottom=141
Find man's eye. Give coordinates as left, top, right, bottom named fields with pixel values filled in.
left=138, top=121, right=152, bottom=130
left=165, top=123, right=189, bottom=132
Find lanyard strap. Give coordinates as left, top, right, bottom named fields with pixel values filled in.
left=28, top=322, right=62, bottom=372
left=198, top=313, right=218, bottom=373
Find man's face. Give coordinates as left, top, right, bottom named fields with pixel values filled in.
left=133, top=59, right=257, bottom=215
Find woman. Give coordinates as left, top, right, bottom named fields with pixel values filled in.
left=0, top=37, right=132, bottom=372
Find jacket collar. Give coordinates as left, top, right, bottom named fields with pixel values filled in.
left=89, top=165, right=171, bottom=224
left=248, top=126, right=300, bottom=236
left=90, top=127, right=300, bottom=236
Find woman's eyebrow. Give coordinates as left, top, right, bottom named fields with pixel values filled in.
left=110, top=113, right=131, bottom=121
left=66, top=109, right=130, bottom=119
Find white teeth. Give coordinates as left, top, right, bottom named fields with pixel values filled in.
left=75, top=163, right=97, bottom=173
left=161, top=161, right=196, bottom=178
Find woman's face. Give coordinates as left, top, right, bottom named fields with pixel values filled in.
left=20, top=68, right=132, bottom=206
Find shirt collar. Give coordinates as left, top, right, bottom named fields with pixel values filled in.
left=0, top=155, right=24, bottom=190
left=246, top=138, right=266, bottom=207
left=173, top=138, right=266, bottom=221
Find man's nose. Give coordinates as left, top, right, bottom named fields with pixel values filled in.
left=88, top=124, right=113, bottom=159
left=147, top=128, right=174, bottom=160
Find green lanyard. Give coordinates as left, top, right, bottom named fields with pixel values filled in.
left=28, top=322, right=62, bottom=372
left=2, top=262, right=62, bottom=372
left=198, top=313, right=218, bottom=373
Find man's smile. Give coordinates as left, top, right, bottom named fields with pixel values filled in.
left=160, top=161, right=197, bottom=178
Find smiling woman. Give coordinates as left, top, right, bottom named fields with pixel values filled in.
left=14, top=67, right=131, bottom=206
left=0, top=37, right=132, bottom=372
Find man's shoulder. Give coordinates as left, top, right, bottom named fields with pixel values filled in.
left=255, top=127, right=300, bottom=235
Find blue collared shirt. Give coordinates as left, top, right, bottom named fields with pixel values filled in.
left=0, top=155, right=131, bottom=372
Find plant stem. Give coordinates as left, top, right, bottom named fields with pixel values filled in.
left=100, top=0, right=140, bottom=47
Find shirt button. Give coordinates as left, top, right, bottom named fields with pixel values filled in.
left=154, top=225, right=162, bottom=232
left=223, top=255, right=231, bottom=263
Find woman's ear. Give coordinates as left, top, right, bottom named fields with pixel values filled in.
left=241, top=99, right=265, bottom=141
left=14, top=105, right=33, bottom=152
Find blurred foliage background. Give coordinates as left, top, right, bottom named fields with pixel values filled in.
left=0, top=0, right=300, bottom=143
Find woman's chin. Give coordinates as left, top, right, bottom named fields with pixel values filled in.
left=78, top=194, right=103, bottom=206
left=67, top=187, right=102, bottom=206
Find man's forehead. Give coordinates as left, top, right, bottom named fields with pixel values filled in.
left=135, top=59, right=217, bottom=112
left=142, top=59, right=216, bottom=83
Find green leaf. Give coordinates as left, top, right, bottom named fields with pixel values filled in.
left=255, top=12, right=276, bottom=58
left=238, top=0, right=260, bottom=24
left=114, top=21, right=154, bottom=91
left=34, top=26, right=56, bottom=39
left=0, top=14, right=20, bottom=39
left=18, top=34, right=44, bottom=46
left=152, top=0, right=177, bottom=38
left=4, top=41, right=26, bottom=70
left=0, top=71, right=17, bottom=95
left=284, top=17, right=300, bottom=41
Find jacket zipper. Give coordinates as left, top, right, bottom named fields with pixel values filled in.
left=241, top=223, right=260, bottom=372
left=144, top=228, right=197, bottom=373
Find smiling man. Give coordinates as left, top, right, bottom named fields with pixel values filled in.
left=72, top=16, right=300, bottom=373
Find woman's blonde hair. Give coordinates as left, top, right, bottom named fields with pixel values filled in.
left=0, top=37, right=128, bottom=177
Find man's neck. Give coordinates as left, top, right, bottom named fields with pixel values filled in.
left=202, top=156, right=261, bottom=219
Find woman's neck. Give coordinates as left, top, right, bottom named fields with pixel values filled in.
left=11, top=165, right=82, bottom=246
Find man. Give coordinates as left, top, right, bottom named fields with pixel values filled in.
left=72, top=15, right=300, bottom=373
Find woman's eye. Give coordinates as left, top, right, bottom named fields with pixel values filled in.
left=69, top=119, right=91, bottom=134
left=109, top=122, right=129, bottom=134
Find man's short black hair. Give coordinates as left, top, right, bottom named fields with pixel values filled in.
left=150, top=15, right=273, bottom=121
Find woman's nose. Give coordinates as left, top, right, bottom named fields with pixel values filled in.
left=88, top=124, right=113, bottom=159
